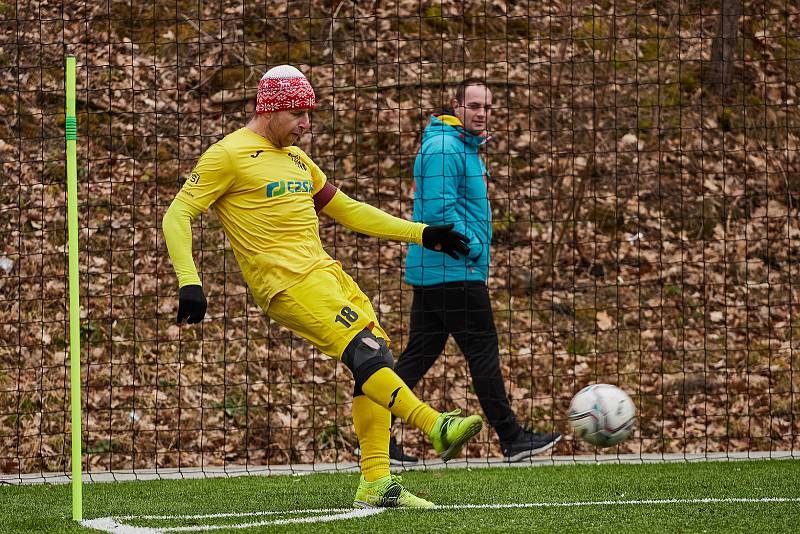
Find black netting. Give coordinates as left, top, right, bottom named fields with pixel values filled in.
left=1, top=1, right=798, bottom=482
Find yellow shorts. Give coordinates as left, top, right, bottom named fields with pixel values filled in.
left=266, top=263, right=389, bottom=359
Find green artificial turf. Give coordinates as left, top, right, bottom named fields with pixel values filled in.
left=1, top=460, right=798, bottom=533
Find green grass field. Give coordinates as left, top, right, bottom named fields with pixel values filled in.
left=1, top=460, right=799, bottom=533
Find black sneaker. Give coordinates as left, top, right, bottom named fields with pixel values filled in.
left=389, top=436, right=418, bottom=465
left=501, top=430, right=562, bottom=462
left=354, top=437, right=419, bottom=466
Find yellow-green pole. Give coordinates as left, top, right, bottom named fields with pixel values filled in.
left=65, top=54, right=82, bottom=522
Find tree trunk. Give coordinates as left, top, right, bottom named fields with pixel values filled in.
left=709, top=0, right=742, bottom=98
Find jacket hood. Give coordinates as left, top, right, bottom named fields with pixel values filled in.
left=422, top=114, right=490, bottom=148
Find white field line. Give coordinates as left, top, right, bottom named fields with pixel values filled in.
left=82, top=508, right=384, bottom=533
left=117, top=508, right=352, bottom=521
left=434, top=497, right=800, bottom=510
left=81, top=497, right=800, bottom=533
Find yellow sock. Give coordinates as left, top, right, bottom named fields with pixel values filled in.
left=361, top=367, right=440, bottom=435
left=352, top=395, right=391, bottom=482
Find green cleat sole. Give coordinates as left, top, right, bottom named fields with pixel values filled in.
left=438, top=415, right=483, bottom=461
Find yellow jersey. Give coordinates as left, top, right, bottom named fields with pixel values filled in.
left=173, top=127, right=338, bottom=307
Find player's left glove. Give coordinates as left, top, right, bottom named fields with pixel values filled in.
left=422, top=224, right=470, bottom=260
left=176, top=284, right=207, bottom=325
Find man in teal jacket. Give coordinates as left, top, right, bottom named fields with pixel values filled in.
left=395, top=79, right=561, bottom=462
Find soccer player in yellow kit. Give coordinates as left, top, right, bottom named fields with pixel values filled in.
left=162, top=65, right=483, bottom=509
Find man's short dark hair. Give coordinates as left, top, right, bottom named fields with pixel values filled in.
left=454, top=78, right=488, bottom=105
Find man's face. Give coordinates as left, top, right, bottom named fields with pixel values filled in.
left=452, top=85, right=492, bottom=135
left=264, top=109, right=311, bottom=148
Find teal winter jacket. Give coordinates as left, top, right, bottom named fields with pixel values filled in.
left=405, top=115, right=491, bottom=286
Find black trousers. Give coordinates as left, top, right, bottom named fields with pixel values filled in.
left=395, top=281, right=521, bottom=443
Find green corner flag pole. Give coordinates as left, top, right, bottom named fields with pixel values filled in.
left=65, top=54, right=83, bottom=522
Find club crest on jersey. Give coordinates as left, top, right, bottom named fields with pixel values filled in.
left=266, top=180, right=312, bottom=198
left=287, top=152, right=308, bottom=171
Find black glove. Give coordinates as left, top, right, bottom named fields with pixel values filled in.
left=422, top=224, right=470, bottom=260
left=176, top=285, right=207, bottom=324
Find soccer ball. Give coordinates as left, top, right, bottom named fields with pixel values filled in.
left=569, top=384, right=636, bottom=447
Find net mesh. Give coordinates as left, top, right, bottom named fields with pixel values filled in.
left=1, top=0, right=798, bottom=481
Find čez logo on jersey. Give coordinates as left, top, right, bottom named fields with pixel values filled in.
left=266, top=180, right=312, bottom=198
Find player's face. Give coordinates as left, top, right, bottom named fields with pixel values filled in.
left=452, top=85, right=492, bottom=135
left=265, top=109, right=311, bottom=148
